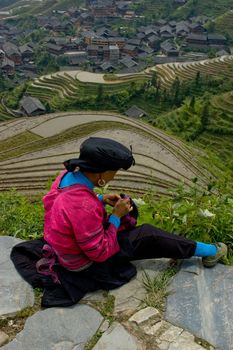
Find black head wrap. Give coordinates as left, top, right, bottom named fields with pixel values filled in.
left=63, top=137, right=135, bottom=172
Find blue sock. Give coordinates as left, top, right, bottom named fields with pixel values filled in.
left=194, top=242, right=217, bottom=257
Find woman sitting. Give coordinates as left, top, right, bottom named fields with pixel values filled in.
left=11, top=137, right=227, bottom=307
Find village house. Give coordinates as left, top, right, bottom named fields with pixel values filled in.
left=189, top=23, right=206, bottom=34
left=186, top=33, right=208, bottom=48
left=108, top=37, right=125, bottom=49
left=160, top=41, right=179, bottom=56
left=109, top=45, right=120, bottom=63
left=82, top=30, right=95, bottom=45
left=1, top=57, right=15, bottom=76
left=208, top=34, right=227, bottom=47
left=90, top=0, right=116, bottom=18
left=125, top=105, right=147, bottom=118
left=120, top=56, right=138, bottom=70
left=87, top=44, right=99, bottom=58
left=46, top=43, right=64, bottom=56
left=99, top=61, right=116, bottom=72
left=19, top=44, right=34, bottom=61
left=122, top=43, right=138, bottom=57
left=176, top=23, right=189, bottom=37
left=2, top=42, right=21, bottom=65
left=160, top=25, right=174, bottom=39
left=146, top=34, right=160, bottom=50
left=20, top=96, right=46, bottom=116
left=64, top=51, right=88, bottom=65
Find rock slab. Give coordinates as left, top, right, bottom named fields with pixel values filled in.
left=165, top=258, right=233, bottom=350
left=0, top=236, right=35, bottom=316
left=2, top=304, right=103, bottom=350
left=93, top=322, right=141, bottom=350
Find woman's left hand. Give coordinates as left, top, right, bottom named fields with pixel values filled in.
left=103, top=193, right=121, bottom=206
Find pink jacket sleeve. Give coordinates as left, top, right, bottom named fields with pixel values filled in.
left=68, top=197, right=120, bottom=262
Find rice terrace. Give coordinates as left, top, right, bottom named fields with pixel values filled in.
left=0, top=111, right=213, bottom=195
left=1, top=54, right=233, bottom=196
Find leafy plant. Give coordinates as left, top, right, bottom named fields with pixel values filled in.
left=137, top=180, right=233, bottom=263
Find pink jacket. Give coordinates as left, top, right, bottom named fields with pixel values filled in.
left=43, top=171, right=120, bottom=270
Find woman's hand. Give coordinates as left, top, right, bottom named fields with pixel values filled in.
left=112, top=198, right=133, bottom=219
left=103, top=193, right=121, bottom=207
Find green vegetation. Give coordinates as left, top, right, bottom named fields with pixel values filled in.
left=138, top=180, right=233, bottom=261
left=0, top=189, right=44, bottom=239
left=0, top=131, right=42, bottom=153
left=172, top=0, right=233, bottom=20
left=1, top=181, right=232, bottom=261
left=142, top=268, right=177, bottom=312
left=84, top=330, right=103, bottom=350
left=212, top=10, right=233, bottom=41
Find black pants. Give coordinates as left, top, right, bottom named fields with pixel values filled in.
left=11, top=224, right=196, bottom=307
left=123, top=223, right=196, bottom=261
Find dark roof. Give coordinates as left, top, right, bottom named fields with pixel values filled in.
left=208, top=34, right=227, bottom=41
left=1, top=57, right=15, bottom=67
left=147, top=34, right=160, bottom=43
left=46, top=43, right=63, bottom=52
left=160, top=25, right=173, bottom=34
left=127, top=38, right=141, bottom=46
left=19, top=44, right=34, bottom=54
left=100, top=61, right=115, bottom=71
left=138, top=46, right=154, bottom=54
left=125, top=105, right=147, bottom=118
left=20, top=96, right=46, bottom=115
left=176, top=23, right=189, bottom=33
left=120, top=56, right=138, bottom=68
left=160, top=41, right=178, bottom=52
left=2, top=42, right=20, bottom=56
left=123, top=44, right=137, bottom=51
left=186, top=33, right=207, bottom=41
left=189, top=23, right=205, bottom=30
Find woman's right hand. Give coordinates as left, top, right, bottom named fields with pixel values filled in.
left=112, top=198, right=133, bottom=219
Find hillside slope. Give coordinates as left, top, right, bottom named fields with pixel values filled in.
left=212, top=9, right=233, bottom=40
left=0, top=112, right=215, bottom=195
left=172, top=0, right=233, bottom=19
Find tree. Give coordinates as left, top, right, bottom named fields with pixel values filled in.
left=151, top=71, right=158, bottom=87
left=96, top=85, right=103, bottom=103
left=195, top=71, right=201, bottom=87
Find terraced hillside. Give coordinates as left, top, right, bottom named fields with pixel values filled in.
left=0, top=112, right=214, bottom=196
left=1, top=0, right=85, bottom=15
left=26, top=71, right=150, bottom=110
left=213, top=10, right=233, bottom=40
left=148, top=55, right=233, bottom=89
left=14, top=55, right=232, bottom=114
left=155, top=89, right=233, bottom=170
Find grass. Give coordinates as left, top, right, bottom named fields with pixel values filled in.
left=84, top=330, right=103, bottom=350
left=141, top=268, right=177, bottom=312
left=0, top=131, right=42, bottom=154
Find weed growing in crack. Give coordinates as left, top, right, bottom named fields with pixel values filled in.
left=141, top=268, right=177, bottom=312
